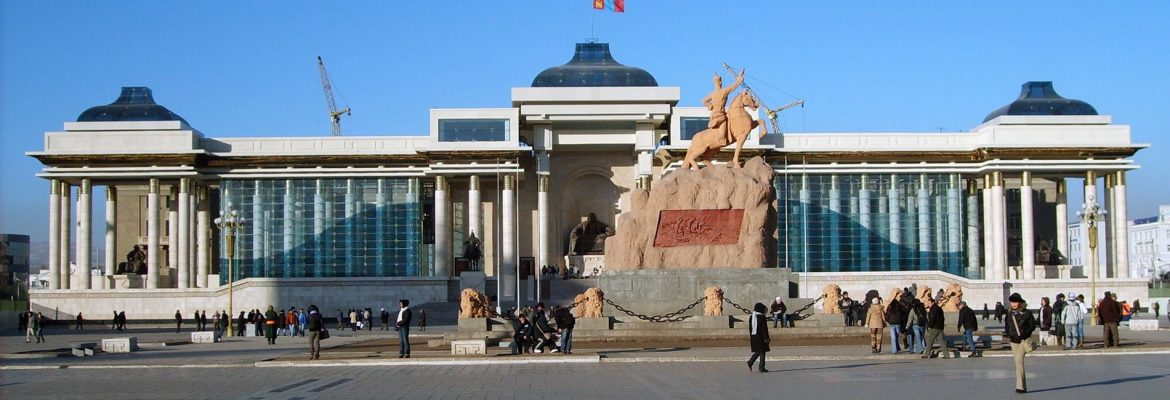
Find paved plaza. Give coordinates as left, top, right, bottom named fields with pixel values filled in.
left=2, top=323, right=1169, bottom=399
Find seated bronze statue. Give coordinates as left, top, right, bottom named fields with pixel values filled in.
left=116, top=245, right=148, bottom=274
left=569, top=213, right=615, bottom=256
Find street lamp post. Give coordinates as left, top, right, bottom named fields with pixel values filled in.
left=214, top=206, right=245, bottom=337
left=1077, top=198, right=1106, bottom=324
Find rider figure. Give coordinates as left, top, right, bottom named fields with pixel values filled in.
left=702, top=69, right=745, bottom=145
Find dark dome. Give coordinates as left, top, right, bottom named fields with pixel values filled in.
left=983, top=81, right=1097, bottom=122
left=77, top=87, right=189, bottom=124
left=531, top=42, right=658, bottom=87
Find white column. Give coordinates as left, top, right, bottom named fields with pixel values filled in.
left=147, top=179, right=161, bottom=289
left=799, top=174, right=811, bottom=273
left=537, top=175, right=549, bottom=270
left=188, top=187, right=196, bottom=287
left=60, top=182, right=72, bottom=289
left=1020, top=171, right=1036, bottom=280
left=168, top=186, right=179, bottom=288
left=990, top=172, right=1007, bottom=280
left=76, top=179, right=92, bottom=290
left=252, top=183, right=264, bottom=279
left=48, top=180, right=61, bottom=290
left=1055, top=179, right=1069, bottom=267
left=283, top=179, right=295, bottom=278
left=375, top=179, right=387, bottom=276
left=344, top=179, right=356, bottom=276
left=858, top=175, right=871, bottom=272
left=177, top=179, right=190, bottom=289
left=502, top=174, right=516, bottom=302
left=829, top=175, right=842, bottom=267
left=196, top=186, right=210, bottom=288
left=887, top=175, right=901, bottom=263
left=917, top=174, right=931, bottom=271
left=104, top=186, right=116, bottom=289
left=1113, top=171, right=1130, bottom=278
left=1084, top=171, right=1105, bottom=280
left=946, top=175, right=962, bottom=274
left=433, top=176, right=451, bottom=277
left=469, top=176, right=482, bottom=239
left=313, top=179, right=325, bottom=277
left=1103, top=174, right=1114, bottom=277
left=965, top=179, right=982, bottom=278
left=981, top=177, right=993, bottom=275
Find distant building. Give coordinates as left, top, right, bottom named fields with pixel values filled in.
left=1128, top=205, right=1170, bottom=279
left=0, top=233, right=31, bottom=288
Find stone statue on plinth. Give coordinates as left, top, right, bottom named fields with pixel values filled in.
left=117, top=245, right=147, bottom=275
left=681, top=69, right=768, bottom=170
left=568, top=213, right=614, bottom=256
left=463, top=233, right=482, bottom=271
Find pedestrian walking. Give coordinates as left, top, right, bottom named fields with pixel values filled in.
left=1052, top=294, right=1067, bottom=348
left=26, top=312, right=39, bottom=343
left=1132, top=299, right=1141, bottom=318
left=380, top=308, right=390, bottom=331
left=1152, top=301, right=1159, bottom=319
left=396, top=299, right=412, bottom=358
left=994, top=301, right=1005, bottom=322
left=1005, top=292, right=1037, bottom=394
left=884, top=294, right=906, bottom=354
left=35, top=313, right=46, bottom=343
left=1061, top=293, right=1085, bottom=350
left=1098, top=291, right=1122, bottom=347
left=174, top=310, right=183, bottom=333
left=337, top=309, right=345, bottom=330
left=957, top=301, right=980, bottom=357
left=921, top=297, right=950, bottom=359
left=298, top=308, right=307, bottom=337
left=264, top=305, right=279, bottom=345
left=418, top=309, right=427, bottom=331
left=111, top=310, right=118, bottom=331
left=75, top=312, right=84, bottom=330
left=213, top=311, right=221, bottom=334
left=237, top=311, right=247, bottom=337
left=307, top=305, right=325, bottom=360
left=118, top=311, right=126, bottom=331
left=745, top=303, right=771, bottom=373
left=866, top=298, right=887, bottom=354
left=906, top=298, right=926, bottom=354
left=982, top=303, right=989, bottom=320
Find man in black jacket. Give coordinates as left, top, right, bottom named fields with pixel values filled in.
left=306, top=305, right=324, bottom=360
left=1005, top=293, right=1037, bottom=394
left=885, top=297, right=906, bottom=354
left=1098, top=291, right=1122, bottom=348
left=554, top=305, right=576, bottom=355
left=921, top=297, right=950, bottom=359
left=530, top=303, right=556, bottom=353
left=957, top=301, right=980, bottom=357
left=396, top=299, right=412, bottom=358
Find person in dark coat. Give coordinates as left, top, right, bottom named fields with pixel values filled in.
left=1005, top=293, right=1037, bottom=394
left=994, top=302, right=1005, bottom=322
left=174, top=310, right=183, bottom=333
left=746, top=303, right=771, bottom=373
left=1052, top=293, right=1067, bottom=348
left=982, top=303, right=990, bottom=320
left=395, top=299, right=412, bottom=358
left=530, top=303, right=556, bottom=353
left=264, top=305, right=279, bottom=345
left=512, top=315, right=532, bottom=355
left=921, top=297, right=949, bottom=359
left=957, top=301, right=980, bottom=357
left=418, top=309, right=427, bottom=332
left=306, top=305, right=324, bottom=360
left=885, top=297, right=906, bottom=354
left=237, top=311, right=247, bottom=337
left=1098, top=291, right=1122, bottom=347
left=1039, top=297, right=1053, bottom=333
left=554, top=305, right=576, bottom=354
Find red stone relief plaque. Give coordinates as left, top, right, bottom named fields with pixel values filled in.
left=653, top=209, right=744, bottom=247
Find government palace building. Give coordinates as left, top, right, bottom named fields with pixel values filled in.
left=28, top=43, right=1148, bottom=318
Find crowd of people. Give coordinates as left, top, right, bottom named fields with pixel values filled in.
left=504, top=302, right=576, bottom=355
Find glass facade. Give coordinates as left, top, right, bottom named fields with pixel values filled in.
left=218, top=178, right=423, bottom=284
left=776, top=173, right=969, bottom=276
left=680, top=117, right=709, bottom=140
left=438, top=119, right=510, bottom=142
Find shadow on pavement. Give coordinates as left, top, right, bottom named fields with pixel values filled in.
left=1029, top=374, right=1166, bottom=393
left=773, top=361, right=911, bottom=373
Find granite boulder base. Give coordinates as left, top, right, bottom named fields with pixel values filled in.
left=604, top=156, right=774, bottom=270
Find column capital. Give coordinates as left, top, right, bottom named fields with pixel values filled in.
left=179, top=177, right=190, bottom=193
left=79, top=179, right=91, bottom=194
left=1085, top=170, right=1096, bottom=182
left=50, top=179, right=60, bottom=195
left=469, top=175, right=480, bottom=191
left=1057, top=178, right=1066, bottom=193
left=538, top=175, right=549, bottom=192
left=1105, top=173, right=1114, bottom=188
left=149, top=178, right=160, bottom=194
left=1021, top=171, right=1032, bottom=185
left=1115, top=170, right=1126, bottom=185
left=106, top=185, right=116, bottom=197
left=435, top=175, right=447, bottom=190
left=990, top=171, right=1003, bottom=185
left=503, top=174, right=515, bottom=190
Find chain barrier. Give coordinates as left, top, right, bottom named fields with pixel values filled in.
left=604, top=297, right=705, bottom=323
left=795, top=294, right=826, bottom=319
left=722, top=297, right=754, bottom=315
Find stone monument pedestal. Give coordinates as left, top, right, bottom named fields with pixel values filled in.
left=599, top=268, right=795, bottom=318
left=109, top=274, right=144, bottom=289
left=460, top=271, right=486, bottom=293
left=564, top=255, right=605, bottom=277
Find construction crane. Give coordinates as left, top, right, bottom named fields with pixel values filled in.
left=722, top=63, right=803, bottom=134
left=317, top=56, right=351, bottom=136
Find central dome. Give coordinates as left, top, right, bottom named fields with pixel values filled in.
left=77, top=87, right=188, bottom=124
left=531, top=42, right=658, bottom=87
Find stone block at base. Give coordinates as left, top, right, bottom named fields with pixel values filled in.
left=191, top=331, right=219, bottom=343
left=245, top=323, right=258, bottom=337
left=1129, top=320, right=1159, bottom=331
left=692, top=315, right=732, bottom=329
left=452, top=339, right=488, bottom=355
left=458, top=318, right=492, bottom=332
left=101, top=337, right=138, bottom=353
left=575, top=317, right=613, bottom=331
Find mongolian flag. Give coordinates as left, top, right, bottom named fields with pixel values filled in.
left=593, top=0, right=625, bottom=13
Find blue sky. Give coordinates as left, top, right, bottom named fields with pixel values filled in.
left=1, top=1, right=1168, bottom=260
